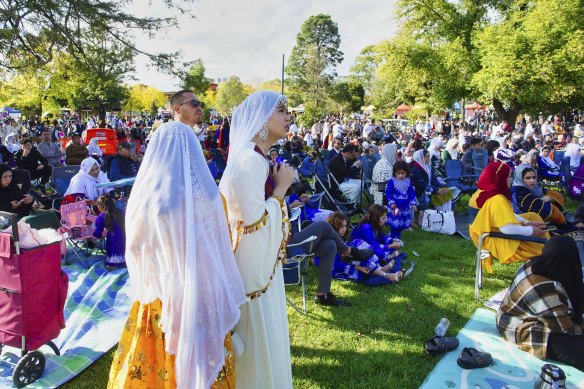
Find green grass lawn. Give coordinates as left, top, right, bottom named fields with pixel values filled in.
left=62, top=224, right=524, bottom=389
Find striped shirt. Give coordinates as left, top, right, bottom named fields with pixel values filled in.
left=496, top=262, right=584, bottom=359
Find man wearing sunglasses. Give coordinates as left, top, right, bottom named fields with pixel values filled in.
left=170, top=90, right=205, bottom=128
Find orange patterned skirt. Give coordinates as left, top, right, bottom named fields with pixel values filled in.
left=108, top=299, right=235, bottom=389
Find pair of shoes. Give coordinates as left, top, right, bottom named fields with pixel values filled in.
left=424, top=335, right=460, bottom=356
left=457, top=347, right=492, bottom=369
left=342, top=247, right=374, bottom=263
left=314, top=292, right=352, bottom=307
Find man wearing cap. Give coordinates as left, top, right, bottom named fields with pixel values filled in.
left=109, top=142, right=139, bottom=180
left=65, top=133, right=89, bottom=165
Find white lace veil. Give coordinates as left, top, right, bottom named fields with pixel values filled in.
left=125, top=121, right=246, bottom=389
left=222, top=90, right=286, bottom=163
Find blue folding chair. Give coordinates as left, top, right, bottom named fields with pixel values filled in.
left=445, top=160, right=477, bottom=205
left=471, top=149, right=488, bottom=177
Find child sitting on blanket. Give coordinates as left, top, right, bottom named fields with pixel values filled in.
left=351, top=204, right=404, bottom=262
left=93, top=195, right=126, bottom=270
left=320, top=211, right=402, bottom=284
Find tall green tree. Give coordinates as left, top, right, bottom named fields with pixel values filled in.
left=215, top=76, right=249, bottom=115
left=180, top=59, right=211, bottom=96
left=0, top=0, right=191, bottom=72
left=349, top=45, right=381, bottom=97
left=286, top=14, right=343, bottom=112
left=124, top=84, right=167, bottom=114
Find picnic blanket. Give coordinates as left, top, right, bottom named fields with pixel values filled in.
left=420, top=308, right=584, bottom=388
left=0, top=259, right=131, bottom=388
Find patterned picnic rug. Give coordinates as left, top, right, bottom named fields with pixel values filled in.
left=420, top=308, right=584, bottom=389
left=0, top=259, right=131, bottom=388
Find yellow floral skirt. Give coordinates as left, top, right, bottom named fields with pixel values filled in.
left=108, top=299, right=235, bottom=389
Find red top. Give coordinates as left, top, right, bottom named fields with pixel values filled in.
left=254, top=146, right=275, bottom=200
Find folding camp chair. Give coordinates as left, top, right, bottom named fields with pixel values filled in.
left=51, top=165, right=80, bottom=196
left=58, top=201, right=97, bottom=268
left=283, top=207, right=317, bottom=314
left=471, top=149, right=488, bottom=177
left=311, top=173, right=361, bottom=220
left=444, top=160, right=477, bottom=206
left=468, top=206, right=547, bottom=300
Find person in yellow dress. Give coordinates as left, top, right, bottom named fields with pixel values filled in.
left=470, top=161, right=549, bottom=273
left=108, top=91, right=246, bottom=389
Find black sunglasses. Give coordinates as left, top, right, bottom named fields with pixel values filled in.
left=180, top=99, right=205, bottom=109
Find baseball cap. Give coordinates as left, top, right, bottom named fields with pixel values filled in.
left=117, top=142, right=132, bottom=151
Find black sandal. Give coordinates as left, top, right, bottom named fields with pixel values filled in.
left=424, top=335, right=460, bottom=356
left=456, top=347, right=493, bottom=369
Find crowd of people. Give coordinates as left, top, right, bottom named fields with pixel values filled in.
left=1, top=97, right=583, bottom=387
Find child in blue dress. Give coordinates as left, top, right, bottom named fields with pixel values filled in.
left=94, top=195, right=126, bottom=270
left=386, top=160, right=418, bottom=239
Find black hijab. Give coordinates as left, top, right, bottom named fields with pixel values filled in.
left=531, top=235, right=584, bottom=324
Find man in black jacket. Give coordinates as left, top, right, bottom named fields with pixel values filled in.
left=15, top=137, right=52, bottom=191
left=109, top=142, right=139, bottom=180
left=328, top=143, right=362, bottom=203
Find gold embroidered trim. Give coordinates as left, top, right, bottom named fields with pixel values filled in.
left=243, top=211, right=269, bottom=234
left=245, top=195, right=291, bottom=300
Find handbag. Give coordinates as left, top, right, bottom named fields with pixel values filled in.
left=420, top=209, right=456, bottom=235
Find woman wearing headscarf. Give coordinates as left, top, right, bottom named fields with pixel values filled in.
left=564, top=141, right=581, bottom=173
left=4, top=132, right=20, bottom=154
left=497, top=236, right=584, bottom=371
left=87, top=137, right=103, bottom=164
left=537, top=145, right=560, bottom=179
left=370, top=143, right=397, bottom=205
left=64, top=157, right=110, bottom=202
left=410, top=149, right=452, bottom=210
left=0, top=163, right=33, bottom=218
left=427, top=138, right=446, bottom=176
left=108, top=121, right=246, bottom=389
left=511, top=164, right=565, bottom=226
left=442, top=138, right=459, bottom=163
left=219, top=90, right=295, bottom=389
left=469, top=162, right=548, bottom=273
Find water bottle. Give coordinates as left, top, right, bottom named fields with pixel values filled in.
left=434, top=318, right=450, bottom=337
left=534, top=364, right=566, bottom=389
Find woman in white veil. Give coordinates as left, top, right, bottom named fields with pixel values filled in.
left=370, top=143, right=397, bottom=205
left=108, top=120, right=246, bottom=389
left=219, top=90, right=295, bottom=389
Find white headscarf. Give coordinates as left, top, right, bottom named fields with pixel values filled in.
left=413, top=149, right=431, bottom=178
left=380, top=143, right=397, bottom=166
left=87, top=137, right=103, bottom=156
left=445, top=138, right=459, bottom=160
left=125, top=121, right=245, bottom=389
left=428, top=139, right=445, bottom=159
left=221, top=90, right=287, bottom=189
left=565, top=142, right=582, bottom=170
left=64, top=157, right=109, bottom=200
left=5, top=133, right=20, bottom=153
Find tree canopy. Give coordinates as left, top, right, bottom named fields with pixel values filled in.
left=180, top=59, right=211, bottom=96
left=215, top=76, right=249, bottom=115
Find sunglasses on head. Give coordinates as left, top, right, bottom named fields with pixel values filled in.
left=180, top=99, right=205, bottom=109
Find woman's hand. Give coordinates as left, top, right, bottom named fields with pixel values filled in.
left=36, top=164, right=44, bottom=171
left=541, top=195, right=551, bottom=202
left=10, top=200, right=20, bottom=209
left=390, top=204, right=396, bottom=209
left=411, top=205, right=417, bottom=213
left=289, top=200, right=303, bottom=208
left=299, top=194, right=310, bottom=203
left=22, top=194, right=33, bottom=204
left=576, top=222, right=584, bottom=229
left=526, top=221, right=547, bottom=228
left=531, top=226, right=546, bottom=237
left=355, top=265, right=370, bottom=274
left=272, top=163, right=295, bottom=198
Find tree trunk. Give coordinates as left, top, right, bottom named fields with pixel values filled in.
left=98, top=102, right=106, bottom=125
left=492, top=98, right=520, bottom=130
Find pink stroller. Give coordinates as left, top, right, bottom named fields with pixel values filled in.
left=0, top=211, right=68, bottom=388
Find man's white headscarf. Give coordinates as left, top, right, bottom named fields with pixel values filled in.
left=125, top=121, right=245, bottom=389
left=64, top=157, right=109, bottom=200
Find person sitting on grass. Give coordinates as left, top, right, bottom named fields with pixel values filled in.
left=93, top=195, right=126, bottom=270
left=469, top=161, right=549, bottom=274
left=386, top=161, right=418, bottom=239
left=351, top=204, right=404, bottom=263
left=497, top=236, right=584, bottom=372
left=322, top=211, right=403, bottom=285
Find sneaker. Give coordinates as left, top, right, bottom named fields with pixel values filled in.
left=342, top=247, right=374, bottom=262
left=314, top=292, right=351, bottom=307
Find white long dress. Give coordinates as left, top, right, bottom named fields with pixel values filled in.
left=221, top=143, right=293, bottom=389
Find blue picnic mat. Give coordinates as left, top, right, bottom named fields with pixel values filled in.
left=420, top=308, right=584, bottom=389
left=0, top=258, right=131, bottom=388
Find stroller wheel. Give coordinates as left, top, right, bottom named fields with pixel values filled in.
left=12, top=350, right=45, bottom=388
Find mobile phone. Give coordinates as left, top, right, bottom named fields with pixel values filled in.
left=542, top=225, right=557, bottom=232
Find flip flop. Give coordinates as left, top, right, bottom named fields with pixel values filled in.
left=457, top=347, right=493, bottom=369
left=424, top=335, right=460, bottom=356
left=402, top=261, right=415, bottom=278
